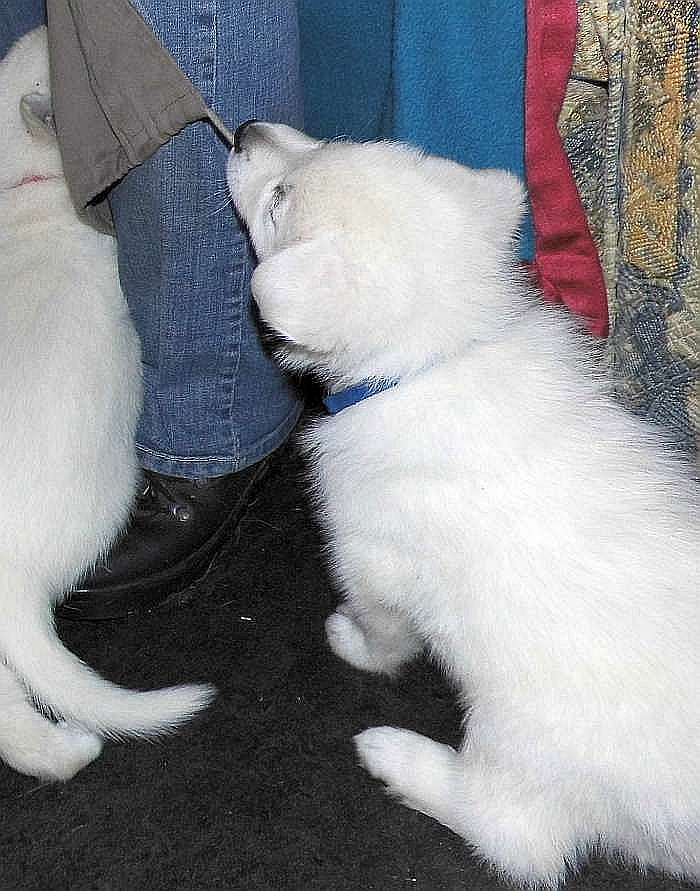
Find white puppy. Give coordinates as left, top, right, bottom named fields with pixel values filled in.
left=0, top=28, right=213, bottom=781
left=228, top=122, right=700, bottom=887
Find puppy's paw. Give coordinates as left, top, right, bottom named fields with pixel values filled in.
left=7, top=722, right=103, bottom=782
left=355, top=726, right=429, bottom=791
left=50, top=722, right=103, bottom=780
left=325, top=610, right=377, bottom=672
left=355, top=726, right=460, bottom=829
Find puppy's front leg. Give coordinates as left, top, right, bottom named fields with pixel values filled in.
left=0, top=661, right=102, bottom=780
left=326, top=595, right=422, bottom=676
left=356, top=726, right=584, bottom=887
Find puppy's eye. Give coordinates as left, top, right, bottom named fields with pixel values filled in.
left=268, top=183, right=289, bottom=223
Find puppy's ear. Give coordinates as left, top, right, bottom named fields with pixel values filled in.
left=20, top=91, right=56, bottom=141
left=472, top=168, right=527, bottom=247
left=251, top=235, right=348, bottom=350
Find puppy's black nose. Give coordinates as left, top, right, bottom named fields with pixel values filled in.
left=233, top=118, right=258, bottom=154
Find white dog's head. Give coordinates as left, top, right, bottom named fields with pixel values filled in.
left=0, top=27, right=62, bottom=192
left=228, top=122, right=526, bottom=386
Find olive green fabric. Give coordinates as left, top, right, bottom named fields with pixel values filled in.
left=46, top=0, right=217, bottom=230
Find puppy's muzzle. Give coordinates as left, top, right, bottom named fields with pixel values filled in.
left=233, top=118, right=259, bottom=154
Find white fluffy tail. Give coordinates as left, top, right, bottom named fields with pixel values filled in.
left=1, top=578, right=215, bottom=740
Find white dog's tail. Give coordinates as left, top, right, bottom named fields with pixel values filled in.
left=1, top=577, right=215, bottom=740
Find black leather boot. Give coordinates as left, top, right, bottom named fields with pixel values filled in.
left=56, top=457, right=273, bottom=620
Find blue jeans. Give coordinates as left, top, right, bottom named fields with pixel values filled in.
left=110, top=0, right=304, bottom=477
left=4, top=0, right=304, bottom=479
left=0, top=0, right=45, bottom=57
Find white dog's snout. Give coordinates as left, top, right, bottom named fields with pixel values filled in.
left=231, top=121, right=322, bottom=162
left=232, top=118, right=261, bottom=155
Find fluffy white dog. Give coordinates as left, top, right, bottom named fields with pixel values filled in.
left=228, top=121, right=700, bottom=886
left=0, top=28, right=213, bottom=781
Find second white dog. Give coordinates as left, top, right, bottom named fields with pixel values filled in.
left=0, top=29, right=213, bottom=781
left=228, top=121, right=700, bottom=887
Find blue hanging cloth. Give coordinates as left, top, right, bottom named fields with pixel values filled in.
left=298, top=0, right=534, bottom=260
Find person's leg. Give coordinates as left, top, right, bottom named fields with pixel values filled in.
left=60, top=0, right=304, bottom=619
left=0, top=0, right=45, bottom=59
left=109, top=0, right=303, bottom=479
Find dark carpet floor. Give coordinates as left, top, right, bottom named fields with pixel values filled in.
left=2, top=446, right=695, bottom=891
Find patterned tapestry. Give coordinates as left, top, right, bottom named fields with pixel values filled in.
left=559, top=0, right=700, bottom=451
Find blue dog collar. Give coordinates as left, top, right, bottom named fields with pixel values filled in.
left=322, top=378, right=398, bottom=414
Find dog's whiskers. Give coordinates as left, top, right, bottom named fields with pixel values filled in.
left=205, top=194, right=235, bottom=219
left=202, top=180, right=236, bottom=219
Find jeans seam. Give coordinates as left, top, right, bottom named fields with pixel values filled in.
left=212, top=0, right=218, bottom=110
left=136, top=446, right=240, bottom=464
left=135, top=399, right=302, bottom=475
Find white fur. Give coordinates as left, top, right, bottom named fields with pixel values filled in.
left=228, top=123, right=700, bottom=886
left=0, top=29, right=214, bottom=781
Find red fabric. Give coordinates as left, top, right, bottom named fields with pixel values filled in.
left=525, top=0, right=609, bottom=337
left=14, top=175, right=59, bottom=189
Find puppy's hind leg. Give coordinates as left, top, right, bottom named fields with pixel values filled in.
left=355, top=726, right=462, bottom=828
left=0, top=661, right=102, bottom=781
left=326, top=597, right=422, bottom=675
left=355, top=727, right=583, bottom=888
